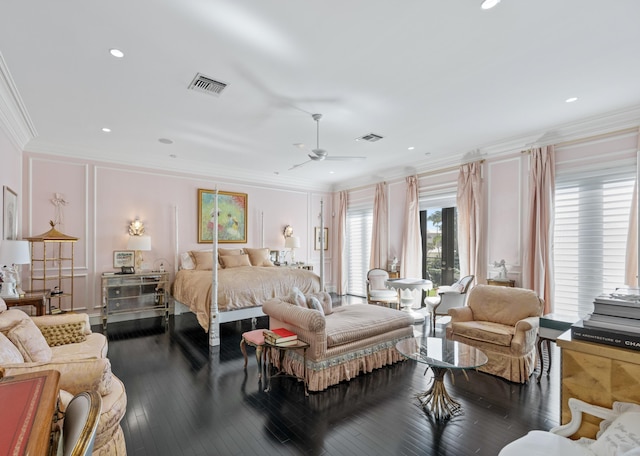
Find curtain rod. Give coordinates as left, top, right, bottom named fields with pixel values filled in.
left=521, top=126, right=639, bottom=153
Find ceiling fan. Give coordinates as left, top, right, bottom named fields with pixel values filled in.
left=289, top=113, right=366, bottom=170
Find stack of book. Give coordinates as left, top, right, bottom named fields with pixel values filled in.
left=263, top=328, right=299, bottom=346
left=571, top=291, right=640, bottom=351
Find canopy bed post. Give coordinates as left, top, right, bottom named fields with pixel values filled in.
left=210, top=188, right=220, bottom=346
left=320, top=198, right=325, bottom=291
left=174, top=205, right=179, bottom=274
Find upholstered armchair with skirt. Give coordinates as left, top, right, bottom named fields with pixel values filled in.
left=0, top=301, right=127, bottom=455
left=446, top=284, right=544, bottom=383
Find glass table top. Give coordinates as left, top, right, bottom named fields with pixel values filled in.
left=395, top=336, right=488, bottom=370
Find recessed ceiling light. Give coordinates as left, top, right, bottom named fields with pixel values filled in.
left=329, top=171, right=335, bottom=174
left=565, top=97, right=578, bottom=103
left=293, top=143, right=305, bottom=149
left=101, top=127, right=111, bottom=133
left=408, top=146, right=415, bottom=151
left=158, top=138, right=173, bottom=145
left=109, top=49, right=124, bottom=58
left=481, top=0, right=500, bottom=10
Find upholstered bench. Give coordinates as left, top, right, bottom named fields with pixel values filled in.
left=263, top=291, right=413, bottom=391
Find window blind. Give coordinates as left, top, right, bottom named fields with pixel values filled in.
left=554, top=169, right=635, bottom=316
left=346, top=207, right=373, bottom=297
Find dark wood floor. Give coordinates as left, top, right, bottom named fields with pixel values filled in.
left=98, top=296, right=561, bottom=456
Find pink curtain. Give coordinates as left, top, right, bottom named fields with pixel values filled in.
left=370, top=182, right=388, bottom=269
left=400, top=176, right=422, bottom=278
left=336, top=190, right=348, bottom=295
left=522, top=146, right=555, bottom=313
left=625, top=130, right=640, bottom=286
left=457, top=161, right=483, bottom=280
left=625, top=178, right=638, bottom=287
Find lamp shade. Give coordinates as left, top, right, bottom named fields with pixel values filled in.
left=127, top=235, right=151, bottom=251
left=285, top=236, right=300, bottom=249
left=0, top=240, right=31, bottom=265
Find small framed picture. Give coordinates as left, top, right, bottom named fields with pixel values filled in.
left=314, top=227, right=328, bottom=251
left=113, top=250, right=135, bottom=268
left=269, top=249, right=280, bottom=265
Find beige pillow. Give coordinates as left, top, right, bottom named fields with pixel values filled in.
left=7, top=319, right=52, bottom=362
left=243, top=248, right=274, bottom=267
left=0, top=297, right=6, bottom=313
left=307, top=291, right=333, bottom=315
left=0, top=331, right=24, bottom=364
left=218, top=248, right=243, bottom=257
left=220, top=254, right=251, bottom=268
left=190, top=250, right=215, bottom=270
left=0, top=309, right=31, bottom=333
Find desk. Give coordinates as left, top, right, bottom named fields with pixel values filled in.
left=0, top=370, right=60, bottom=455
left=385, top=278, right=433, bottom=323
left=3, top=292, right=46, bottom=316
left=557, top=331, right=640, bottom=438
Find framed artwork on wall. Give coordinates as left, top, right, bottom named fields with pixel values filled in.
left=314, top=227, right=328, bottom=250
left=198, top=189, right=248, bottom=244
left=3, top=186, right=18, bottom=240
left=113, top=250, right=135, bottom=268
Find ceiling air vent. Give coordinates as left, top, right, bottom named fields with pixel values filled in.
left=188, top=73, right=228, bottom=96
left=358, top=133, right=384, bottom=142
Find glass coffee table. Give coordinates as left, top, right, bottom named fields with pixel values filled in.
left=396, top=337, right=488, bottom=420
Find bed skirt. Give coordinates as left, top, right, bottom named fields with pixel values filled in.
left=274, top=335, right=412, bottom=392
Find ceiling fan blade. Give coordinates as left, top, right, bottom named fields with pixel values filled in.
left=324, top=156, right=367, bottom=161
left=289, top=160, right=311, bottom=170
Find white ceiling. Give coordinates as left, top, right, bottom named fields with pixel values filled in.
left=1, top=0, right=640, bottom=191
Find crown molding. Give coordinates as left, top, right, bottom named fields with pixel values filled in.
left=0, top=52, right=37, bottom=151
left=333, top=105, right=640, bottom=192
left=24, top=140, right=334, bottom=193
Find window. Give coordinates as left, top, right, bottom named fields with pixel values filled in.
left=421, top=208, right=459, bottom=287
left=554, top=169, right=635, bottom=316
left=346, top=207, right=373, bottom=297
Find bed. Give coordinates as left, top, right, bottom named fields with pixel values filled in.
left=171, top=248, right=321, bottom=340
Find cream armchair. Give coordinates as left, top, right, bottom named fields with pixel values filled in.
left=446, top=284, right=543, bottom=383
left=0, top=303, right=127, bottom=455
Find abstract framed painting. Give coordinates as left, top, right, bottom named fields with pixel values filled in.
left=198, top=189, right=248, bottom=243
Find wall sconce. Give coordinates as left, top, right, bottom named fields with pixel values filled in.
left=284, top=236, right=300, bottom=264
left=283, top=225, right=293, bottom=238
left=127, top=218, right=151, bottom=272
left=129, top=218, right=145, bottom=236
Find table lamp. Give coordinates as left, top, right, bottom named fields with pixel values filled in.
left=284, top=236, right=300, bottom=264
left=127, top=235, right=151, bottom=272
left=0, top=240, right=31, bottom=298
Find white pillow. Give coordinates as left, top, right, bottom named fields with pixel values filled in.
left=0, top=297, right=6, bottom=313
left=0, top=331, right=24, bottom=364
left=7, top=319, right=52, bottom=362
left=590, top=412, right=640, bottom=456
left=307, top=296, right=325, bottom=316
left=180, top=252, right=195, bottom=270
